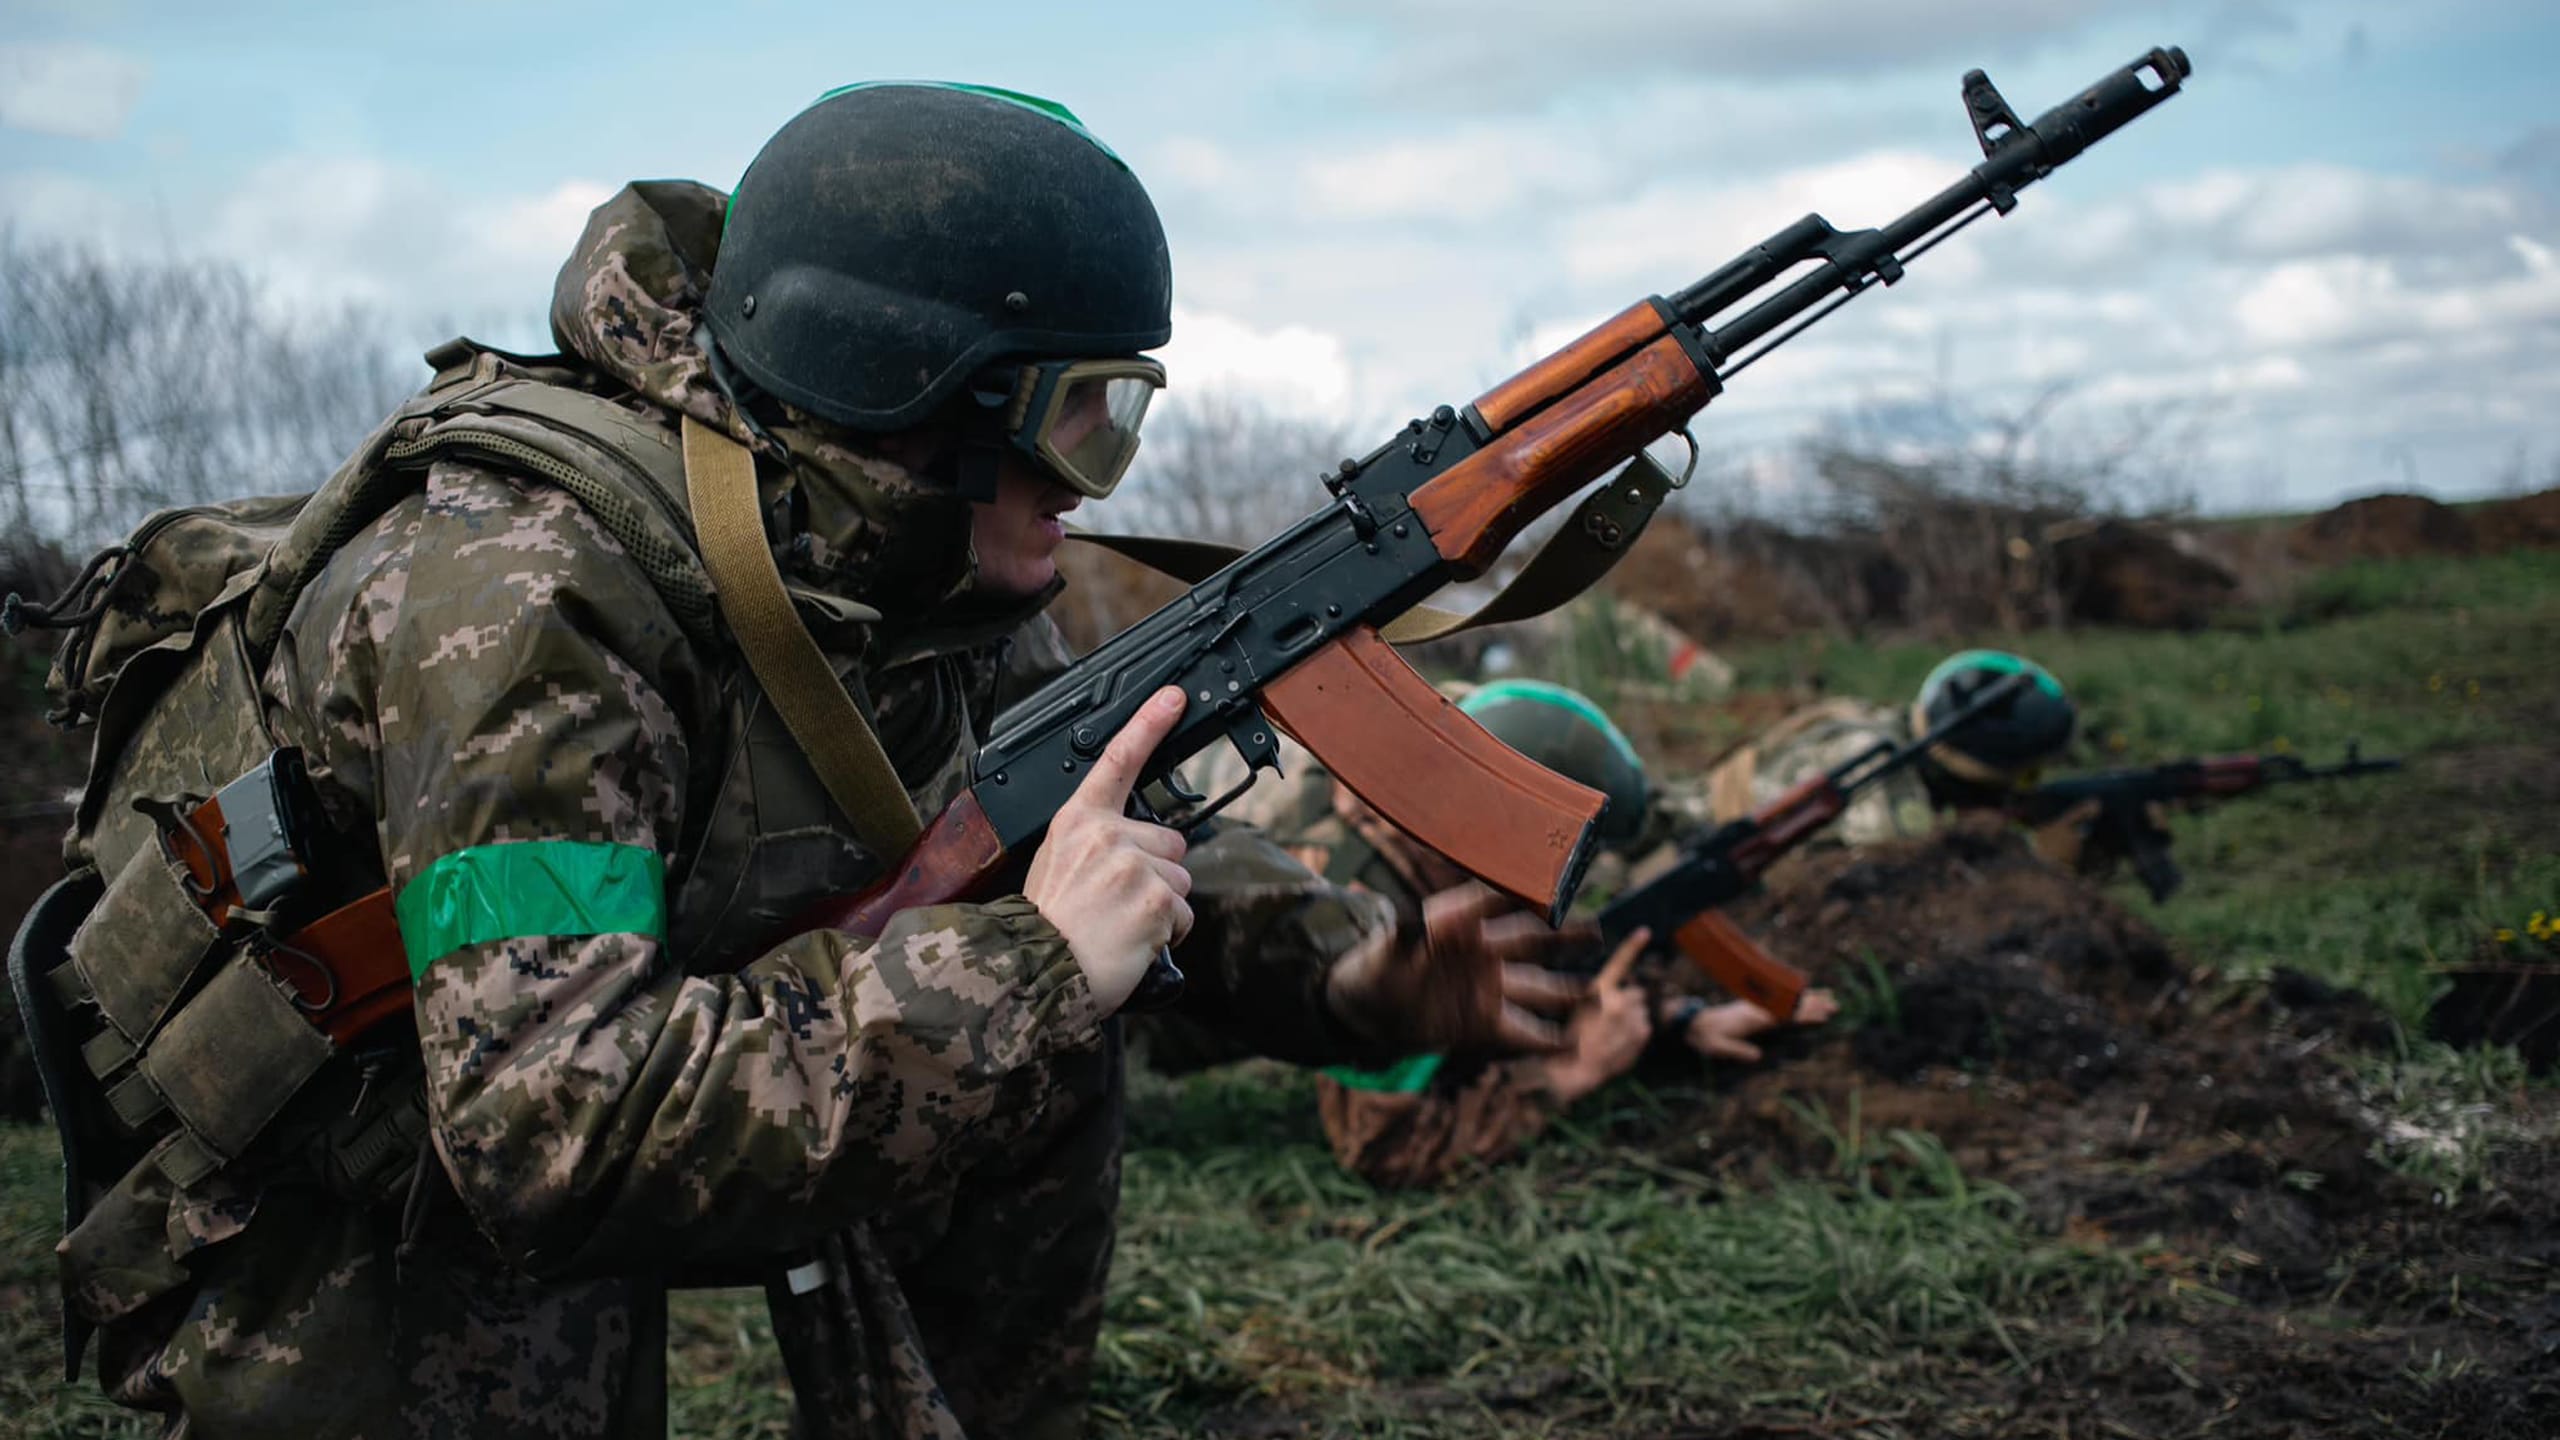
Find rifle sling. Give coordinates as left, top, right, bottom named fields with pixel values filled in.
left=680, top=418, right=923, bottom=855
left=1070, top=457, right=1669, bottom=644
left=677, top=419, right=1667, bottom=853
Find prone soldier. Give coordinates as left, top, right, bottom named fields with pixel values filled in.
left=1184, top=680, right=1841, bottom=1189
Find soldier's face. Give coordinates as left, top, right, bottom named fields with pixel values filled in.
left=971, top=456, right=1081, bottom=596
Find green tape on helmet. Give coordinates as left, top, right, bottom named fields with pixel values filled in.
left=707, top=79, right=1170, bottom=431
left=1459, top=679, right=1646, bottom=773
left=804, top=81, right=1128, bottom=167
left=1457, top=679, right=1650, bottom=845
left=1918, top=649, right=2064, bottom=708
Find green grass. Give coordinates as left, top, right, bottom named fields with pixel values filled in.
left=0, top=1127, right=148, bottom=1440
left=1708, top=551, right=2560, bottom=1026
left=1725, top=551, right=2559, bottom=763
left=1093, top=1067, right=2137, bottom=1438
left=4, top=550, right=2552, bottom=1436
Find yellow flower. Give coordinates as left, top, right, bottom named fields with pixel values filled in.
left=2427, top=674, right=2445, bottom=693
left=2466, top=680, right=2481, bottom=698
left=2273, top=736, right=2293, bottom=753
left=2496, top=929, right=2517, bottom=944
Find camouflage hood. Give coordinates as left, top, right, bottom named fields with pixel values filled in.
left=548, top=180, right=982, bottom=623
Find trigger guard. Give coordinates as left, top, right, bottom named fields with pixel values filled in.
left=1164, top=704, right=1285, bottom=834
left=1225, top=705, right=1282, bottom=774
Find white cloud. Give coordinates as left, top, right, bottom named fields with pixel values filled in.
left=1160, top=306, right=1355, bottom=415
left=1297, top=127, right=1587, bottom=223
left=0, top=153, right=613, bottom=345
left=1560, top=150, right=1963, bottom=290
left=1300, top=0, right=2164, bottom=101
left=2048, top=164, right=2529, bottom=271
left=485, top=180, right=620, bottom=269
left=0, top=42, right=149, bottom=141
left=2234, top=236, right=2560, bottom=349
left=1151, top=137, right=1239, bottom=193
left=190, top=157, right=615, bottom=329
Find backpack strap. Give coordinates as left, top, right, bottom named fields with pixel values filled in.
left=681, top=418, right=923, bottom=855
left=243, top=359, right=722, bottom=668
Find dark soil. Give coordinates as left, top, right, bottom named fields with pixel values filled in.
left=2286, top=492, right=2482, bottom=564
left=1616, top=823, right=2560, bottom=1439
left=2278, top=485, right=2560, bottom=568
left=2429, top=938, right=2560, bottom=1075
left=2046, top=518, right=2237, bottom=630
left=1196, top=824, right=2556, bottom=1437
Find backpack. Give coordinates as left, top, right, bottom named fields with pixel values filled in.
left=5, top=340, right=724, bottom=1373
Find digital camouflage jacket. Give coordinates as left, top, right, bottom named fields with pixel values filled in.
left=1178, top=738, right=1583, bottom=1188
left=61, top=180, right=1395, bottom=1439
left=1695, top=697, right=1938, bottom=844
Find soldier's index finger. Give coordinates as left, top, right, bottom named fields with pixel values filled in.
left=1595, top=927, right=1649, bottom=989
left=1071, top=686, right=1188, bottom=809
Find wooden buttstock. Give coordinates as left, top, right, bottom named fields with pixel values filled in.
left=1470, top=300, right=1668, bottom=433
left=1672, top=909, right=1809, bottom=1021
left=796, top=790, right=1011, bottom=940
left=1260, top=627, right=1603, bottom=925
left=1411, top=334, right=1714, bottom=577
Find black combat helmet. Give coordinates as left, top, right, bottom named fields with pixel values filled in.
left=1912, top=649, right=2076, bottom=785
left=1457, top=681, right=1654, bottom=848
left=704, top=82, right=1173, bottom=449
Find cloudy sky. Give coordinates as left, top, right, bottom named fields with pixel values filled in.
left=4, top=0, right=2554, bottom=513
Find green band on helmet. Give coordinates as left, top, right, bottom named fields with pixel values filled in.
left=397, top=841, right=668, bottom=980
left=1918, top=649, right=2064, bottom=705
left=1324, top=1052, right=1446, bottom=1094
left=805, top=80, right=1128, bottom=167
left=1459, top=679, right=1644, bottom=772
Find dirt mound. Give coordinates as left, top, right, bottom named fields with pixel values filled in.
left=1601, top=824, right=2560, bottom=1435
left=1606, top=516, right=1895, bottom=644
left=2287, top=492, right=2479, bottom=564
left=2477, top=486, right=2560, bottom=551
left=2046, top=518, right=2238, bottom=630
left=1667, top=825, right=2397, bottom=1259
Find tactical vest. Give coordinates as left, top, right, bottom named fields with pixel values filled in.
left=9, top=340, right=728, bottom=1236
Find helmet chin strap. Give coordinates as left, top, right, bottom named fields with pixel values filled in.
left=948, top=439, right=1004, bottom=505
left=942, top=380, right=1019, bottom=504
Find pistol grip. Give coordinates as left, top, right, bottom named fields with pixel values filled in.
left=1261, top=627, right=1605, bottom=924
left=1124, top=948, right=1187, bottom=1012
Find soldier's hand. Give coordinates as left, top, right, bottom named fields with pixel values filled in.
left=1680, top=984, right=1843, bottom=1064
left=1544, top=928, right=1653, bottom=1102
left=1325, top=882, right=1592, bottom=1055
left=2028, top=797, right=2104, bottom=870
left=1025, top=686, right=1192, bottom=1013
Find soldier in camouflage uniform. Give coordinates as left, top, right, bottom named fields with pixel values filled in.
left=51, top=84, right=1588, bottom=1439
left=1695, top=649, right=2080, bottom=843
left=1191, top=681, right=1842, bottom=1189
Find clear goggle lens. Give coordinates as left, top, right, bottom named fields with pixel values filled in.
left=1004, top=358, right=1163, bottom=499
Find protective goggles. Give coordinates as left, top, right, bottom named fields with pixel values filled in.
left=977, top=357, right=1165, bottom=499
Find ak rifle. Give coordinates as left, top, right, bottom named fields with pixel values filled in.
left=1596, top=673, right=2037, bottom=1020
left=804, top=48, right=2194, bottom=1005
left=2011, top=746, right=2402, bottom=901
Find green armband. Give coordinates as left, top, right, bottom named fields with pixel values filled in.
left=397, top=840, right=667, bottom=978
left=1323, top=1051, right=1446, bottom=1093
